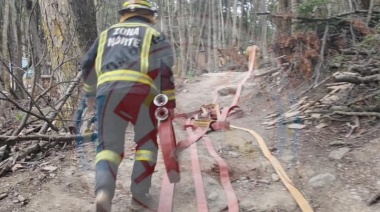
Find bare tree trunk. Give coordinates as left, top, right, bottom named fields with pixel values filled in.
left=177, top=0, right=187, bottom=77
left=184, top=2, right=195, bottom=75
left=1, top=1, right=11, bottom=93
left=238, top=0, right=245, bottom=48
left=250, top=0, right=259, bottom=41
left=277, top=0, right=292, bottom=37
left=94, top=0, right=123, bottom=32
left=26, top=0, right=47, bottom=88
left=231, top=0, right=238, bottom=46
left=291, top=0, right=300, bottom=34
left=225, top=0, right=232, bottom=46
left=219, top=0, right=225, bottom=47
left=164, top=0, right=178, bottom=76
left=260, top=0, right=268, bottom=57
left=38, top=0, right=98, bottom=128
left=212, top=0, right=219, bottom=68
left=207, top=0, right=212, bottom=72
left=9, top=0, right=26, bottom=99
left=194, top=1, right=208, bottom=74
left=366, top=0, right=374, bottom=25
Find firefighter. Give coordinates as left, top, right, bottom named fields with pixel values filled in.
left=80, top=0, right=176, bottom=211
left=245, top=40, right=260, bottom=70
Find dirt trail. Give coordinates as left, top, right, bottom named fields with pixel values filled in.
left=1, top=71, right=380, bottom=212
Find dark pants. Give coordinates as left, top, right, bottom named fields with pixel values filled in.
left=95, top=86, right=158, bottom=199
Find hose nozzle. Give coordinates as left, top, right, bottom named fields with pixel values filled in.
left=153, top=94, right=168, bottom=107
left=155, top=107, right=169, bottom=121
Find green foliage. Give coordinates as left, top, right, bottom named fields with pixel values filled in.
left=332, top=55, right=351, bottom=64
left=298, top=0, right=329, bottom=16
left=374, top=24, right=380, bottom=34
left=15, top=112, right=24, bottom=121
left=356, top=34, right=380, bottom=49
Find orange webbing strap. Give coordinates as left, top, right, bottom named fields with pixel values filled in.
left=231, top=125, right=314, bottom=212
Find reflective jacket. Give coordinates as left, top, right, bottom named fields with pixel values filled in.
left=81, top=16, right=176, bottom=108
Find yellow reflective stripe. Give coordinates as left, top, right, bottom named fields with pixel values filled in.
left=84, top=84, right=96, bottom=92
left=142, top=93, right=155, bottom=107
left=97, top=69, right=157, bottom=90
left=123, top=0, right=152, bottom=8
left=96, top=150, right=123, bottom=165
left=135, top=150, right=155, bottom=161
left=98, top=75, right=154, bottom=87
left=141, top=28, right=153, bottom=74
left=95, top=31, right=108, bottom=76
left=110, top=23, right=151, bottom=29
left=162, top=90, right=175, bottom=100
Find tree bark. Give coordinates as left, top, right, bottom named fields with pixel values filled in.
left=9, top=0, right=25, bottom=99
left=231, top=0, right=238, bottom=46
left=38, top=0, right=98, bottom=128
left=276, top=0, right=292, bottom=36
left=1, top=1, right=11, bottom=93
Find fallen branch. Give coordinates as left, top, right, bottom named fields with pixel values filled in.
left=346, top=116, right=359, bottom=138
left=254, top=67, right=281, bottom=77
left=331, top=111, right=380, bottom=118
left=332, top=105, right=380, bottom=113
left=1, top=132, right=97, bottom=146
left=334, top=74, right=380, bottom=84
left=340, top=49, right=377, bottom=56
left=299, top=75, right=333, bottom=97
left=348, top=90, right=380, bottom=105
left=0, top=93, right=58, bottom=131
left=38, top=71, right=82, bottom=134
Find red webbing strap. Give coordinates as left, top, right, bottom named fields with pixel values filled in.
left=157, top=172, right=175, bottom=212
left=202, top=102, right=239, bottom=212
left=214, top=47, right=257, bottom=118
left=157, top=118, right=179, bottom=212
left=157, top=48, right=257, bottom=212
left=158, top=119, right=180, bottom=183
left=184, top=113, right=238, bottom=211
left=176, top=122, right=211, bottom=152
left=202, top=134, right=239, bottom=211
left=173, top=109, right=202, bottom=119
left=186, top=119, right=209, bottom=211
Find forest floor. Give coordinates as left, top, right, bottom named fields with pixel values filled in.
left=0, top=69, right=380, bottom=212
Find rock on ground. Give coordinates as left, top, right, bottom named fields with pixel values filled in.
left=308, top=173, right=336, bottom=188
